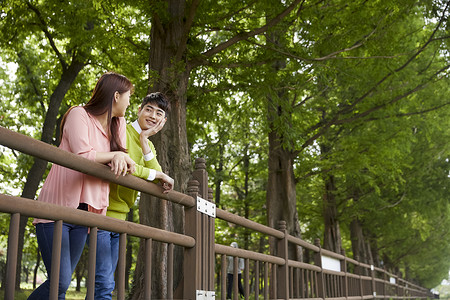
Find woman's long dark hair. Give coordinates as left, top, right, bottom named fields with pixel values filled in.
left=61, top=72, right=134, bottom=152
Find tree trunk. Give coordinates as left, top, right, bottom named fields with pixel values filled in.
left=130, top=1, right=191, bottom=299
left=266, top=129, right=302, bottom=259
left=350, top=218, right=369, bottom=263
left=265, top=63, right=302, bottom=261
left=318, top=117, right=342, bottom=254
left=369, top=237, right=381, bottom=266
left=0, top=259, right=4, bottom=289
left=350, top=218, right=378, bottom=275
left=236, top=146, right=251, bottom=250
left=24, top=267, right=29, bottom=285
left=215, top=144, right=224, bottom=208
left=74, top=246, right=88, bottom=292
left=265, top=16, right=303, bottom=262
left=75, top=272, right=82, bottom=292
left=16, top=59, right=86, bottom=289
left=32, top=250, right=40, bottom=289
left=322, top=174, right=342, bottom=253
left=266, top=88, right=302, bottom=260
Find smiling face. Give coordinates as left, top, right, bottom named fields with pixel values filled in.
left=137, top=102, right=166, bottom=130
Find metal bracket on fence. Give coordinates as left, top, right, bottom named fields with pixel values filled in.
left=196, top=290, right=215, bottom=300
left=197, top=196, right=216, bottom=218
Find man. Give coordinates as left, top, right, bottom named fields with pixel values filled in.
left=94, top=92, right=174, bottom=299
left=227, top=242, right=245, bottom=299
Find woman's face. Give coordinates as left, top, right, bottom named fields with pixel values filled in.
left=112, top=90, right=131, bottom=117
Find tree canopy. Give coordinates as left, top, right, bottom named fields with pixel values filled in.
left=1, top=0, right=449, bottom=292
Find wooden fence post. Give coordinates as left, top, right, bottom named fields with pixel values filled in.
left=370, top=262, right=376, bottom=299
left=314, top=238, right=326, bottom=300
left=277, top=220, right=289, bottom=300
left=354, top=255, right=364, bottom=298
left=341, top=249, right=348, bottom=300
left=183, top=179, right=200, bottom=298
left=396, top=273, right=401, bottom=299
left=86, top=226, right=98, bottom=300
left=5, top=213, right=20, bottom=300
left=183, top=158, right=216, bottom=299
left=208, top=186, right=215, bottom=293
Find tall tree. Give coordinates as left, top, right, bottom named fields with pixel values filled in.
left=0, top=0, right=150, bottom=288
left=1, top=1, right=94, bottom=287
left=130, top=1, right=305, bottom=297
left=267, top=0, right=449, bottom=254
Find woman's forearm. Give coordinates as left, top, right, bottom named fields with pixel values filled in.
left=96, top=151, right=136, bottom=176
left=95, top=151, right=121, bottom=164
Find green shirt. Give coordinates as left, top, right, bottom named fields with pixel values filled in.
left=107, top=120, right=162, bottom=220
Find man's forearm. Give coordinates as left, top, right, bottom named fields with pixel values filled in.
left=140, top=135, right=152, bottom=157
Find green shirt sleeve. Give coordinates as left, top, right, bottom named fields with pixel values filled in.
left=132, top=140, right=162, bottom=181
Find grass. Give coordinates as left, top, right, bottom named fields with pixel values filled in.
left=0, top=288, right=117, bottom=300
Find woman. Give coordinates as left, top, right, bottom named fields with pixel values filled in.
left=28, top=72, right=136, bottom=299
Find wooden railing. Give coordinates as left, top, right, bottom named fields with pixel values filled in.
left=0, top=126, right=208, bottom=300
left=0, top=126, right=433, bottom=300
left=214, top=215, right=433, bottom=300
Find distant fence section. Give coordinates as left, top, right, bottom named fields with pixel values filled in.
left=0, top=126, right=433, bottom=300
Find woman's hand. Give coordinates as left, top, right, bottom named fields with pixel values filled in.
left=155, top=171, right=174, bottom=194
left=111, top=152, right=136, bottom=177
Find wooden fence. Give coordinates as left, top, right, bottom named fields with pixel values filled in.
left=0, top=126, right=433, bottom=300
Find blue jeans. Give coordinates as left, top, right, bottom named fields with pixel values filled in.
left=28, top=222, right=88, bottom=300
left=91, top=230, right=119, bottom=300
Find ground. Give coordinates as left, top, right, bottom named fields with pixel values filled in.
left=0, top=288, right=117, bottom=300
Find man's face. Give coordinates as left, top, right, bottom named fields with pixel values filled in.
left=137, top=103, right=166, bottom=130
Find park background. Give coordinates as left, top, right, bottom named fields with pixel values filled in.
left=1, top=0, right=450, bottom=298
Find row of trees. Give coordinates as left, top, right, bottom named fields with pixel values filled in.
left=1, top=0, right=449, bottom=297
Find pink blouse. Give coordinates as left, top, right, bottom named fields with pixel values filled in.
left=34, top=106, right=126, bottom=224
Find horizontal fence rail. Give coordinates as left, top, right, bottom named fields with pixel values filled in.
left=0, top=194, right=195, bottom=247
left=0, top=194, right=196, bottom=299
left=0, top=125, right=434, bottom=300
left=0, top=126, right=195, bottom=208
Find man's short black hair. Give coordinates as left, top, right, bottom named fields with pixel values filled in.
left=141, top=92, right=170, bottom=114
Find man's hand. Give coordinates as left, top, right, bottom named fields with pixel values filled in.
left=140, top=118, right=167, bottom=157
left=155, top=171, right=174, bottom=194
left=140, top=118, right=167, bottom=140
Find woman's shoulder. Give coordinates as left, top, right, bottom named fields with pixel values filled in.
left=67, top=106, right=87, bottom=118
left=70, top=106, right=87, bottom=114
left=63, top=106, right=88, bottom=126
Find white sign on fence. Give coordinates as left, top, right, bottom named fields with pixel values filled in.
left=390, top=277, right=396, bottom=284
left=196, top=290, right=215, bottom=300
left=196, top=196, right=216, bottom=218
left=321, top=255, right=341, bottom=272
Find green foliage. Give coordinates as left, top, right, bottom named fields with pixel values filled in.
left=189, top=0, right=450, bottom=288
left=0, top=0, right=449, bottom=290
